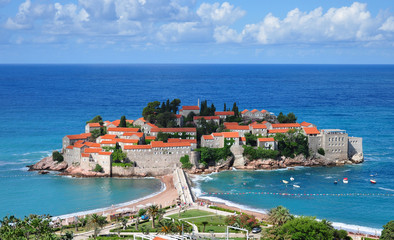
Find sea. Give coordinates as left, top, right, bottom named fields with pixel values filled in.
left=0, top=64, right=393, bottom=234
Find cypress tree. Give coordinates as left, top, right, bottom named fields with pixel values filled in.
left=119, top=116, right=127, bottom=127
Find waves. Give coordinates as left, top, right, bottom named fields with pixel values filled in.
left=378, top=187, right=394, bottom=192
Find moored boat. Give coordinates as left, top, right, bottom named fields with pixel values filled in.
left=334, top=180, right=338, bottom=184
left=370, top=179, right=376, bottom=184
left=343, top=178, right=348, bottom=184
left=293, top=184, right=300, bottom=188
left=282, top=180, right=289, bottom=184
left=290, top=177, right=294, bottom=181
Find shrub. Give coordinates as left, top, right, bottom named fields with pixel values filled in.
left=112, top=162, right=133, bottom=168
left=52, top=151, right=64, bottom=162
left=381, top=220, right=394, bottom=240
left=318, top=147, right=325, bottom=156
left=94, top=164, right=103, bottom=172
left=243, top=146, right=279, bottom=160
left=180, top=155, right=193, bottom=169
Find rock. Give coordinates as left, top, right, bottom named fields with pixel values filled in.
left=29, top=156, right=68, bottom=172
left=38, top=170, right=49, bottom=175
left=350, top=153, right=364, bottom=164
left=60, top=166, right=108, bottom=177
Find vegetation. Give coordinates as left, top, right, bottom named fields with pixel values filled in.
left=119, top=116, right=127, bottom=128
left=180, top=155, right=193, bottom=169
left=196, top=118, right=219, bottom=141
left=243, top=145, right=280, bottom=160
left=146, top=205, right=159, bottom=228
left=91, top=127, right=106, bottom=139
left=86, top=115, right=104, bottom=125
left=112, top=143, right=127, bottom=163
left=52, top=151, right=64, bottom=163
left=93, top=164, right=103, bottom=172
left=380, top=220, right=394, bottom=240
left=225, top=214, right=259, bottom=231
left=200, top=100, right=216, bottom=116
left=87, top=214, right=107, bottom=239
left=277, top=112, right=297, bottom=123
left=196, top=147, right=232, bottom=166
left=157, top=132, right=189, bottom=142
left=111, top=162, right=133, bottom=168
left=244, top=133, right=258, bottom=146
left=209, top=206, right=241, bottom=215
left=168, top=209, right=213, bottom=219
left=268, top=206, right=294, bottom=226
left=318, top=147, right=325, bottom=156
left=274, top=130, right=309, bottom=158
left=142, top=99, right=181, bottom=127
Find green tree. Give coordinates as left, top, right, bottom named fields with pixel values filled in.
left=147, top=205, right=159, bottom=228
left=87, top=214, right=107, bottom=239
left=86, top=115, right=103, bottom=125
left=180, top=155, right=193, bottom=169
left=274, top=130, right=309, bottom=158
left=201, top=221, right=208, bottom=232
left=159, top=219, right=173, bottom=234
left=112, top=146, right=127, bottom=164
left=119, top=116, right=127, bottom=127
left=244, top=133, right=258, bottom=146
left=318, top=148, right=325, bottom=156
left=170, top=99, right=181, bottom=113
left=268, top=206, right=293, bottom=226
left=52, top=151, right=64, bottom=163
left=276, top=216, right=335, bottom=240
left=232, top=102, right=239, bottom=117
left=142, top=101, right=161, bottom=122
left=277, top=112, right=297, bottom=123
left=223, top=103, right=227, bottom=111
left=380, top=220, right=394, bottom=240
left=93, top=164, right=103, bottom=172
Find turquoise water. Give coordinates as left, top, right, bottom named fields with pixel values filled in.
left=0, top=64, right=393, bottom=232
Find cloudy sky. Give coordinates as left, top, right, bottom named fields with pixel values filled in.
left=1, top=0, right=393, bottom=63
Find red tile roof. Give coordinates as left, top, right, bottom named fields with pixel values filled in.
left=303, top=127, right=320, bottom=135
left=251, top=109, right=259, bottom=113
left=268, top=129, right=291, bottom=134
left=168, top=138, right=197, bottom=144
left=99, top=151, right=112, bottom=155
left=151, top=128, right=196, bottom=133
left=250, top=124, right=267, bottom=129
left=202, top=135, right=214, bottom=140
left=117, top=139, right=139, bottom=144
left=66, top=145, right=74, bottom=149
left=81, top=153, right=90, bottom=158
left=193, top=116, right=220, bottom=120
left=101, top=140, right=117, bottom=145
left=108, top=127, right=139, bottom=132
left=241, top=109, right=249, bottom=114
left=74, top=143, right=85, bottom=148
left=84, top=148, right=103, bottom=153
left=222, top=132, right=239, bottom=138
left=212, top=133, right=223, bottom=137
left=175, top=114, right=182, bottom=118
left=153, top=237, right=168, bottom=240
left=145, top=136, right=156, bottom=140
left=124, top=145, right=152, bottom=150
left=224, top=122, right=239, bottom=126
left=258, top=137, right=275, bottom=142
left=66, top=133, right=91, bottom=140
left=136, top=117, right=146, bottom=122
left=181, top=106, right=200, bottom=110
left=261, top=109, right=268, bottom=113
left=88, top=123, right=101, bottom=127
left=101, top=134, right=117, bottom=139
left=271, top=123, right=301, bottom=128
left=84, top=142, right=101, bottom=148
left=123, top=132, right=144, bottom=137
left=226, top=125, right=250, bottom=130
left=151, top=141, right=191, bottom=148
left=147, top=123, right=158, bottom=128
left=215, top=111, right=235, bottom=116
left=300, top=121, right=312, bottom=127
left=240, top=137, right=246, bottom=141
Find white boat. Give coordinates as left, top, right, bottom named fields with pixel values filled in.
left=293, top=184, right=300, bottom=188
left=282, top=180, right=289, bottom=184
left=370, top=179, right=376, bottom=184
left=343, top=178, right=348, bottom=184
left=290, top=177, right=294, bottom=181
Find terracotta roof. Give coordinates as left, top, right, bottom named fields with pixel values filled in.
left=224, top=122, right=239, bottom=126
left=99, top=151, right=112, bottom=155
left=212, top=133, right=223, bottom=137
left=168, top=138, right=197, bottom=144
left=153, top=237, right=168, bottom=240
left=258, top=137, right=275, bottom=142
left=84, top=142, right=101, bottom=148
left=145, top=136, right=156, bottom=140
left=261, top=109, right=268, bottom=113
left=300, top=121, right=312, bottom=127
left=193, top=116, right=220, bottom=120
left=151, top=141, right=191, bottom=148
left=303, top=127, right=320, bottom=135
left=226, top=125, right=250, bottom=130
left=271, top=123, right=301, bottom=128
left=222, top=132, right=239, bottom=138
left=136, top=117, right=146, bottom=123
left=123, top=132, right=144, bottom=137
left=81, top=153, right=90, bottom=158
left=251, top=109, right=259, bottom=113
left=101, top=140, right=117, bottom=145
left=75, top=140, right=84, bottom=144
left=84, top=148, right=103, bottom=153
left=74, top=143, right=85, bottom=148
left=104, top=121, right=112, bottom=125
left=202, top=135, right=214, bottom=140
left=88, top=123, right=101, bottom=127
left=66, top=145, right=74, bottom=149
left=124, top=145, right=152, bottom=150
left=150, top=128, right=196, bottom=133
left=215, top=111, right=235, bottom=116
left=175, top=114, right=182, bottom=118
left=66, top=133, right=91, bottom=140
left=147, top=123, right=158, bottom=128
left=101, top=134, right=117, bottom=139
left=108, top=127, right=139, bottom=132
left=268, top=129, right=291, bottom=134
left=250, top=124, right=267, bottom=129
left=240, top=137, right=246, bottom=141
left=181, top=106, right=200, bottom=110
left=241, top=109, right=249, bottom=114
left=117, top=139, right=139, bottom=144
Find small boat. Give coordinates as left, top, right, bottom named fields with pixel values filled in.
left=282, top=180, right=289, bottom=184
left=293, top=184, right=300, bottom=188
left=370, top=179, right=376, bottom=184
left=290, top=177, right=294, bottom=181
left=334, top=180, right=338, bottom=184
left=343, top=178, right=348, bottom=184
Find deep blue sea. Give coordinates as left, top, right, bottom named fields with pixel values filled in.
left=0, top=64, right=393, bottom=233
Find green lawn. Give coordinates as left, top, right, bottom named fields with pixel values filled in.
left=188, top=215, right=228, bottom=233
left=167, top=209, right=213, bottom=219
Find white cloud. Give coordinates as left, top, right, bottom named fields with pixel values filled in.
left=157, top=22, right=209, bottom=43
left=380, top=16, right=394, bottom=32
left=197, top=2, right=245, bottom=25
left=214, top=26, right=242, bottom=43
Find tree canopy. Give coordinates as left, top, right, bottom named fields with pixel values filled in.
left=277, top=112, right=297, bottom=123
left=274, top=130, right=309, bottom=158
left=381, top=220, right=394, bottom=240
left=142, top=99, right=181, bottom=127
left=200, top=100, right=216, bottom=116
left=119, top=116, right=127, bottom=127
left=86, top=115, right=103, bottom=125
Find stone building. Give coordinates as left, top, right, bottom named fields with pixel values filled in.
left=85, top=123, right=101, bottom=133
left=271, top=123, right=301, bottom=130
left=214, top=111, right=235, bottom=119
left=133, top=117, right=146, bottom=127
left=200, top=132, right=240, bottom=148
left=62, top=133, right=91, bottom=151
left=249, top=123, right=268, bottom=136
left=179, top=106, right=200, bottom=117
left=241, top=109, right=269, bottom=120
left=141, top=123, right=158, bottom=134
left=348, top=136, right=363, bottom=159
left=107, top=127, right=140, bottom=136
left=257, top=137, right=277, bottom=150
left=225, top=124, right=250, bottom=137
left=193, top=116, right=220, bottom=126
left=150, top=128, right=197, bottom=139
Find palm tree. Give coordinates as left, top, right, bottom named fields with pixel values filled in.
left=159, top=220, right=173, bottom=234
left=268, top=206, right=293, bottom=226
left=146, top=205, right=159, bottom=228
left=87, top=214, right=107, bottom=239
left=202, top=221, right=208, bottom=232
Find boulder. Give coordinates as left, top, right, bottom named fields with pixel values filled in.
left=28, top=156, right=68, bottom=172
left=60, top=166, right=108, bottom=177
left=350, top=153, right=364, bottom=164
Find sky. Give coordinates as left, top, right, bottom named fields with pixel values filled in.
left=0, top=0, right=394, bottom=64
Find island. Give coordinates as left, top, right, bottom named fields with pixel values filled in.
left=29, top=99, right=364, bottom=178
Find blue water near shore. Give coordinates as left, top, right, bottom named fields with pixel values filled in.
left=0, top=64, right=393, bottom=232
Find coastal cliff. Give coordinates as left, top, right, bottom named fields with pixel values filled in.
left=28, top=156, right=68, bottom=172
